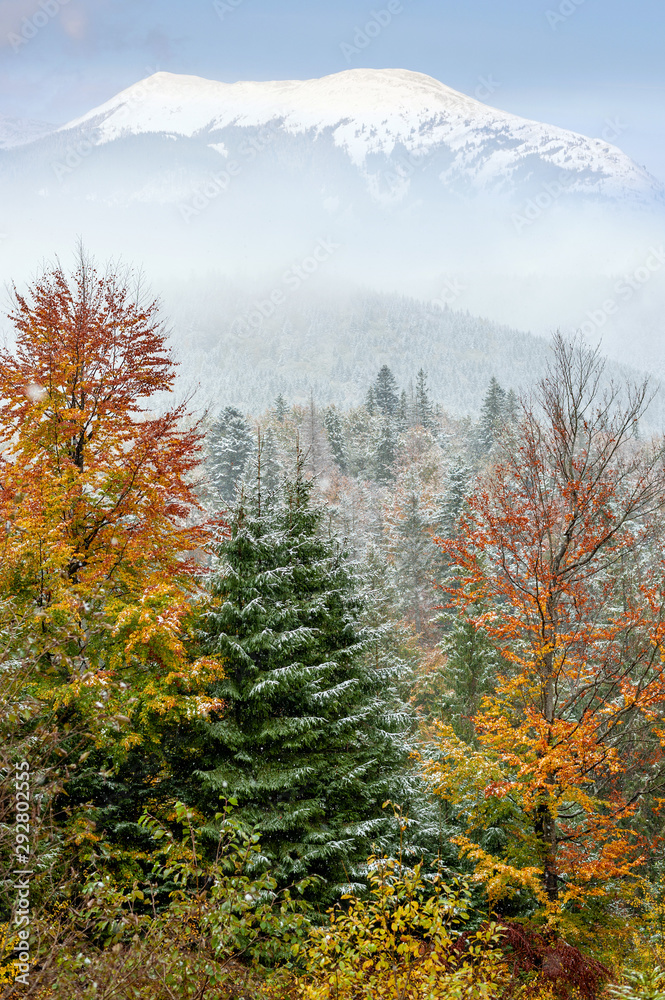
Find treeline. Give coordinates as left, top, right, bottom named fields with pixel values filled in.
left=1, top=254, right=664, bottom=1000
left=164, top=284, right=554, bottom=418
left=204, top=365, right=517, bottom=638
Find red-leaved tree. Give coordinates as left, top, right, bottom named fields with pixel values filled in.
left=425, top=335, right=665, bottom=915
left=0, top=249, right=224, bottom=734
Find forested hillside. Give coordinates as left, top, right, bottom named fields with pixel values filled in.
left=2, top=254, right=665, bottom=999
left=163, top=283, right=554, bottom=416
left=161, top=281, right=665, bottom=432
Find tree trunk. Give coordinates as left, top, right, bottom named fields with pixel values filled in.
left=535, top=673, right=558, bottom=901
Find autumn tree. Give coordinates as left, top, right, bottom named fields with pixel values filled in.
left=0, top=248, right=224, bottom=740
left=425, top=335, right=665, bottom=917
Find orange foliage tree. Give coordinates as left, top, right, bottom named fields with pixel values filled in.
left=425, top=336, right=665, bottom=915
left=0, top=250, right=224, bottom=739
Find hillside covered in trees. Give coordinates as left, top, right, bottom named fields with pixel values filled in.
left=161, top=282, right=580, bottom=417
left=2, top=254, right=665, bottom=1000
left=158, top=281, right=665, bottom=432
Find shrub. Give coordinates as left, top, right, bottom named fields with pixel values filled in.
left=293, top=855, right=508, bottom=999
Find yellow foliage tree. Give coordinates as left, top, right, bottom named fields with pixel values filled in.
left=294, top=856, right=507, bottom=1000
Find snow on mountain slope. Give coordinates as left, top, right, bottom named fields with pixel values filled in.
left=0, top=115, right=57, bottom=149
left=60, top=68, right=661, bottom=202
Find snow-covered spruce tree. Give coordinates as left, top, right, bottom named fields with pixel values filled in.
left=386, top=474, right=437, bottom=637
left=373, top=418, right=397, bottom=485
left=374, top=365, right=400, bottom=416
left=303, top=394, right=333, bottom=476
left=198, top=460, right=414, bottom=900
left=242, top=427, right=282, bottom=497
left=436, top=459, right=472, bottom=541
left=273, top=394, right=288, bottom=423
left=504, top=388, right=520, bottom=426
left=207, top=406, right=256, bottom=504
left=323, top=406, right=347, bottom=473
left=438, top=610, right=503, bottom=744
left=414, top=369, right=436, bottom=431
left=476, top=377, right=506, bottom=454
left=396, top=390, right=409, bottom=433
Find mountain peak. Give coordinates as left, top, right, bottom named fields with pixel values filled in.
left=62, top=67, right=488, bottom=145
left=52, top=68, right=661, bottom=204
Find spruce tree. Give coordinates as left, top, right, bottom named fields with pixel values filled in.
left=273, top=394, right=288, bottom=423
left=249, top=427, right=281, bottom=496
left=397, top=390, right=409, bottom=433
left=374, top=418, right=397, bottom=484
left=477, top=377, right=506, bottom=454
left=198, top=462, right=412, bottom=899
left=440, top=612, right=501, bottom=744
left=208, top=407, right=256, bottom=504
left=374, top=365, right=399, bottom=416
left=504, top=388, right=520, bottom=426
left=303, top=394, right=332, bottom=475
left=324, top=406, right=347, bottom=472
left=388, top=476, right=436, bottom=636
left=436, top=460, right=471, bottom=539
left=414, top=369, right=435, bottom=431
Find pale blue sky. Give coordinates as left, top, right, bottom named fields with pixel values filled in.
left=3, top=0, right=664, bottom=177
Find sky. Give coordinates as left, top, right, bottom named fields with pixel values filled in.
left=1, top=0, right=664, bottom=179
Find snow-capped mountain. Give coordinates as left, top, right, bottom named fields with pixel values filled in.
left=1, top=68, right=664, bottom=359
left=0, top=115, right=56, bottom=149
left=58, top=68, right=660, bottom=204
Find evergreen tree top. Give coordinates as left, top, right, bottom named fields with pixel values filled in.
left=414, top=369, right=435, bottom=431
left=477, top=376, right=508, bottom=454
left=273, top=394, right=289, bottom=422
left=374, top=365, right=399, bottom=416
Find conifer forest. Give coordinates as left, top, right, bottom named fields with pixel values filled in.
left=2, top=252, right=665, bottom=1000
